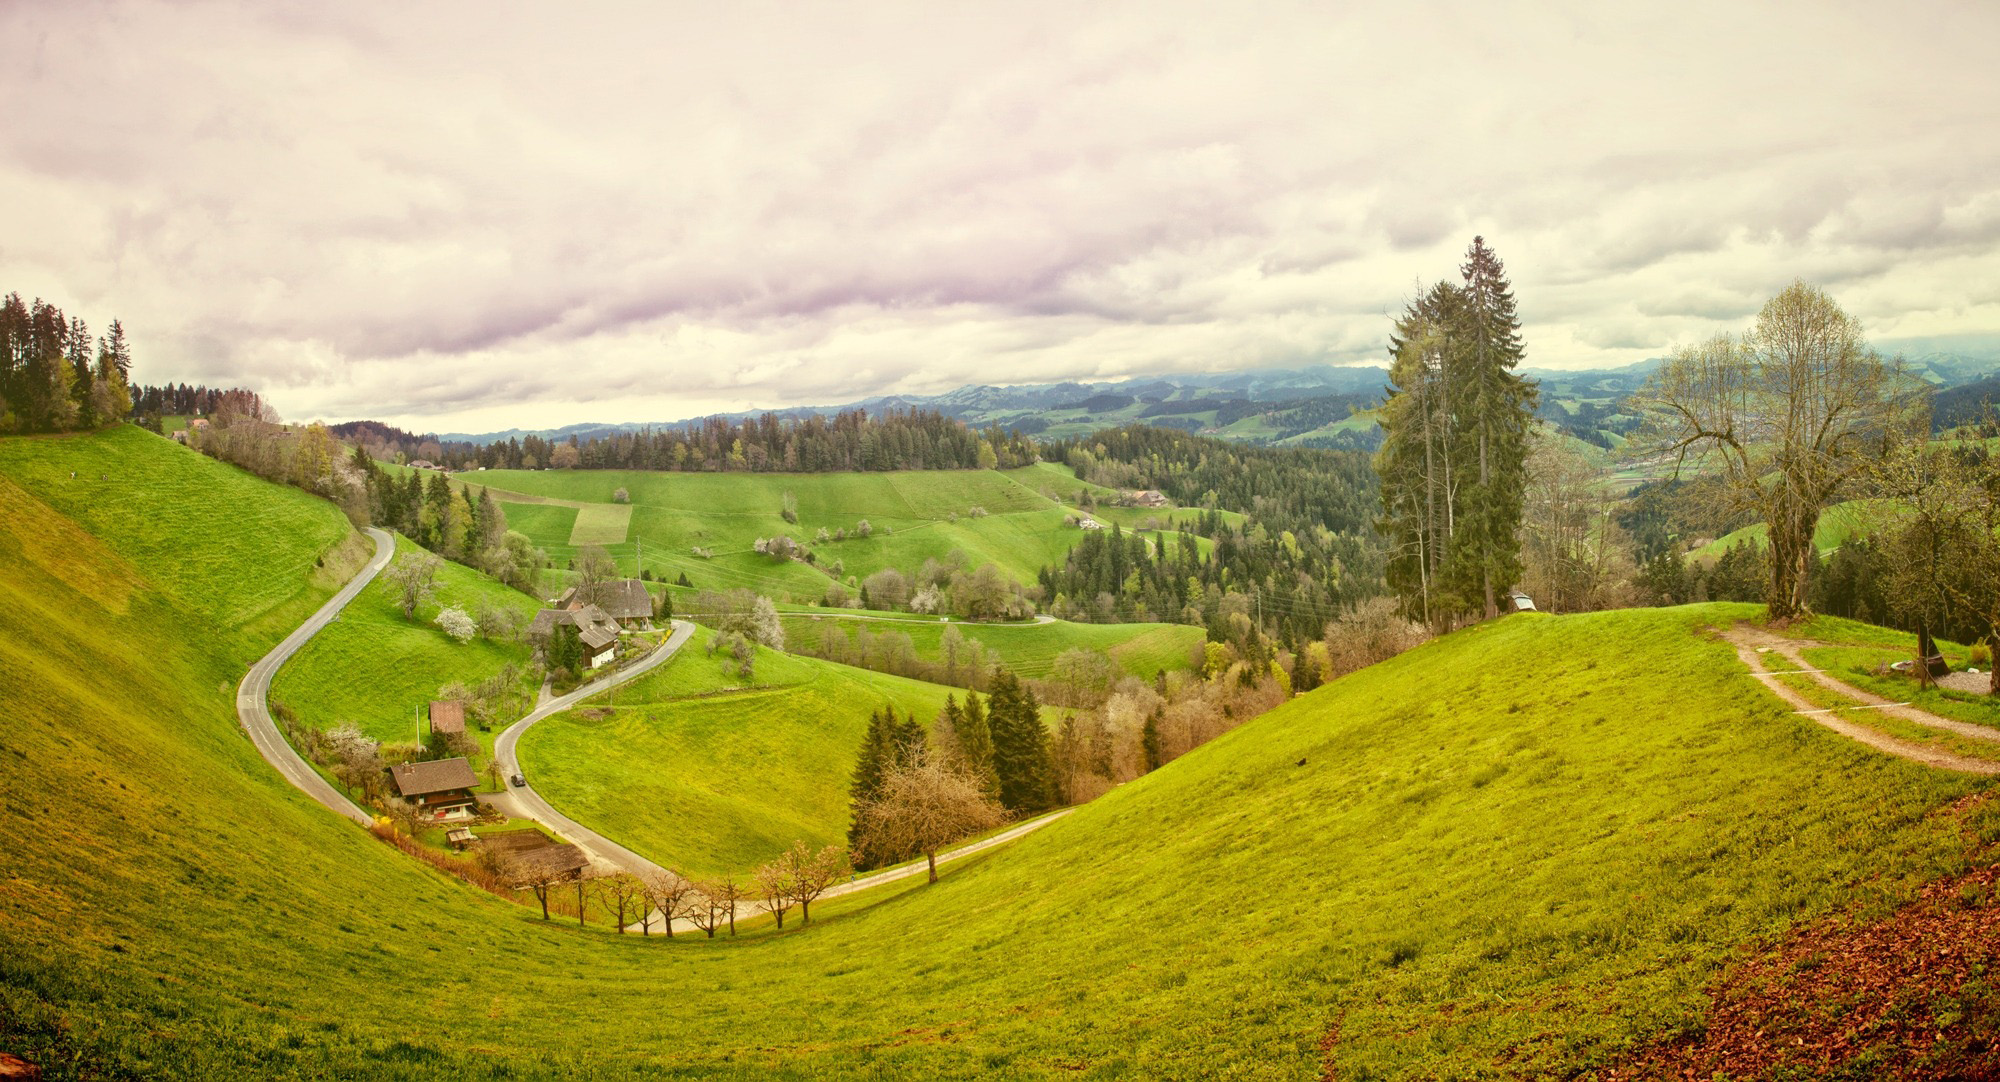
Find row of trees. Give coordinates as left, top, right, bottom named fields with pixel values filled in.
left=0, top=292, right=134, bottom=434
left=1375, top=237, right=1537, bottom=625
left=345, top=409, right=1043, bottom=475
left=507, top=842, right=853, bottom=935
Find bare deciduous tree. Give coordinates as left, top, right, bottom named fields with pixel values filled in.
left=575, top=545, right=618, bottom=593
left=595, top=872, right=646, bottom=934
left=852, top=752, right=1007, bottom=884
left=641, top=871, right=696, bottom=937
left=782, top=842, right=849, bottom=923
left=753, top=861, right=797, bottom=929
left=386, top=551, right=444, bottom=621
left=1635, top=281, right=1922, bottom=620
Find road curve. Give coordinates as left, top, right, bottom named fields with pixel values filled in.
left=235, top=525, right=395, bottom=826
left=491, top=620, right=697, bottom=881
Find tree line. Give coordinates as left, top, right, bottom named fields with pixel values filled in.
left=348, top=408, right=1044, bottom=474
left=0, top=292, right=134, bottom=434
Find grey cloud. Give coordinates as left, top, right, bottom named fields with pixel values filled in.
left=3, top=0, right=1999, bottom=430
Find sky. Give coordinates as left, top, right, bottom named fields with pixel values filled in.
left=4, top=1, right=1998, bottom=433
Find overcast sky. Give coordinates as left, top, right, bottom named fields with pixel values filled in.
left=4, top=2, right=1997, bottom=432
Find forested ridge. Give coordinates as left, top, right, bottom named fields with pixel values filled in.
left=1039, top=426, right=1387, bottom=647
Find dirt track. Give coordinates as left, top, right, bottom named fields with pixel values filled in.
left=1723, top=624, right=2000, bottom=775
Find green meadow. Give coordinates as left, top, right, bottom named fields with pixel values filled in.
left=5, top=428, right=1996, bottom=1080
left=782, top=612, right=1205, bottom=679
left=519, top=626, right=967, bottom=878
left=411, top=460, right=1229, bottom=604
left=271, top=534, right=542, bottom=746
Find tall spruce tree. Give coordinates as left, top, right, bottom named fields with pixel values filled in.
left=986, top=669, right=1054, bottom=815
left=1455, top=237, right=1536, bottom=618
left=1374, top=238, right=1534, bottom=624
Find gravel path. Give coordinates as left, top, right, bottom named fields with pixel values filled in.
left=1724, top=624, right=2000, bottom=775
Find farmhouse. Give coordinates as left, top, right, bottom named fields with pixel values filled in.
left=428, top=699, right=466, bottom=738
left=388, top=756, right=480, bottom=822
left=1128, top=489, right=1170, bottom=508
left=556, top=578, right=653, bottom=626
left=528, top=603, right=621, bottom=668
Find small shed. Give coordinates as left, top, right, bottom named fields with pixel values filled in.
left=428, top=700, right=466, bottom=737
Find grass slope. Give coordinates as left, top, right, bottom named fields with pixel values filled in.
left=519, top=627, right=964, bottom=877
left=0, top=425, right=364, bottom=643
left=428, top=462, right=1220, bottom=603
left=1691, top=499, right=1882, bottom=559
left=5, top=431, right=1997, bottom=1080
left=782, top=613, right=1204, bottom=679
left=271, top=533, right=541, bottom=745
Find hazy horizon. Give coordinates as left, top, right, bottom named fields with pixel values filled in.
left=6, top=2, right=1998, bottom=432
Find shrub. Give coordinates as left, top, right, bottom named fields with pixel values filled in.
left=1969, top=643, right=1993, bottom=669
left=611, top=487, right=630, bottom=504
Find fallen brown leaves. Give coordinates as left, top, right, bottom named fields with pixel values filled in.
left=1608, top=860, right=2000, bottom=1081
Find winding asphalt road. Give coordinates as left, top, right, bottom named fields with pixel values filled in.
left=238, top=539, right=1071, bottom=931
left=487, top=619, right=696, bottom=881
left=235, top=525, right=395, bottom=827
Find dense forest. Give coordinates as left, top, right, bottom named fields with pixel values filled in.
left=1038, top=427, right=1386, bottom=648
left=338, top=409, right=1042, bottom=475
left=0, top=292, right=134, bottom=434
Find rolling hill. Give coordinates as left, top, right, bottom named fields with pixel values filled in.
left=3, top=426, right=1996, bottom=1079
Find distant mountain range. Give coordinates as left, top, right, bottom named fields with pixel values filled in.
left=431, top=349, right=2000, bottom=449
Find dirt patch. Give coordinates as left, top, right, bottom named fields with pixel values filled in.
left=1606, top=860, right=2000, bottom=1081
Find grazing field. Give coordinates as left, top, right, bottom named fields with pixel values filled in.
left=520, top=627, right=965, bottom=878
left=782, top=613, right=1205, bottom=679
left=7, top=429, right=1998, bottom=1079
left=1690, top=498, right=1882, bottom=559
left=423, top=461, right=1217, bottom=602
left=565, top=501, right=632, bottom=545
left=271, top=534, right=541, bottom=746
left=0, top=425, right=362, bottom=648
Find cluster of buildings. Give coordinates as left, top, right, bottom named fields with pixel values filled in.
left=527, top=578, right=654, bottom=670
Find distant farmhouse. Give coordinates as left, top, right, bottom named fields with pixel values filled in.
left=388, top=757, right=479, bottom=822
left=556, top=579, right=653, bottom=627
left=1127, top=489, right=1171, bottom=508
left=528, top=603, right=621, bottom=669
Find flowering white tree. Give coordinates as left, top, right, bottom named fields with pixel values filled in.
left=435, top=605, right=476, bottom=643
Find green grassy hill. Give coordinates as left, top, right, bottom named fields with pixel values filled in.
left=782, top=612, right=1204, bottom=680
left=5, top=427, right=1996, bottom=1079
left=1690, top=498, right=1882, bottom=560
left=416, top=461, right=1226, bottom=604
left=271, top=533, right=541, bottom=746
left=519, top=627, right=968, bottom=878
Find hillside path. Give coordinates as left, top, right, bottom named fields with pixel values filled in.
left=1724, top=624, right=2000, bottom=775
left=235, top=526, right=396, bottom=826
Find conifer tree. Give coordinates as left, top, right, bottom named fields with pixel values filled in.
left=1454, top=237, right=1536, bottom=618
left=1374, top=238, right=1534, bottom=623
left=986, top=669, right=1054, bottom=814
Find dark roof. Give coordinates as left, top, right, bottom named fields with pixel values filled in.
left=529, top=603, right=621, bottom=641
left=388, top=757, right=480, bottom=797
left=478, top=830, right=558, bottom=853
left=429, top=700, right=466, bottom=734
left=508, top=843, right=590, bottom=882
left=562, top=579, right=652, bottom=621
left=580, top=625, right=618, bottom=652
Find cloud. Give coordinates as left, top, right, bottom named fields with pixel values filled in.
left=2, top=0, right=1998, bottom=431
